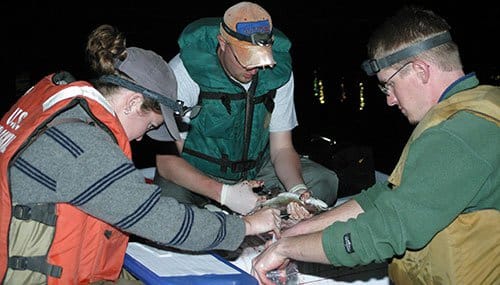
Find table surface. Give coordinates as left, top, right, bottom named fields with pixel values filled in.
left=135, top=168, right=390, bottom=284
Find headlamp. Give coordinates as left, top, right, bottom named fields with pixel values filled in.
left=222, top=21, right=274, bottom=46
left=361, top=31, right=452, bottom=76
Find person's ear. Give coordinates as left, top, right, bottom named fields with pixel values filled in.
left=413, top=60, right=430, bottom=83
left=125, top=93, right=143, bottom=114
left=217, top=34, right=228, bottom=51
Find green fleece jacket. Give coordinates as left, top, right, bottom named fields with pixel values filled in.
left=322, top=74, right=500, bottom=266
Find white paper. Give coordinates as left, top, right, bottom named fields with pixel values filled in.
left=126, top=242, right=240, bottom=277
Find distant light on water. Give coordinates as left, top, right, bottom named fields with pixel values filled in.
left=340, top=78, right=347, bottom=103
left=359, top=82, right=365, bottom=111
left=313, top=70, right=326, bottom=104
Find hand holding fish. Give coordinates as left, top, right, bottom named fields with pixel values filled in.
left=243, top=207, right=281, bottom=237
left=288, top=183, right=312, bottom=201
left=221, top=180, right=266, bottom=215
left=255, top=189, right=328, bottom=228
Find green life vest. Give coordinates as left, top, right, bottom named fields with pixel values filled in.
left=178, top=18, right=293, bottom=181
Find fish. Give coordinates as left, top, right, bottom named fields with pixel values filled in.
left=255, top=191, right=329, bottom=220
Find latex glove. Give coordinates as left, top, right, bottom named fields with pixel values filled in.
left=288, top=183, right=312, bottom=201
left=221, top=180, right=263, bottom=215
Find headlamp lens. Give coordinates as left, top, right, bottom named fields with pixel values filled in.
left=251, top=33, right=273, bottom=46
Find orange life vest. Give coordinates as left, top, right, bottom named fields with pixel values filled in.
left=0, top=73, right=132, bottom=284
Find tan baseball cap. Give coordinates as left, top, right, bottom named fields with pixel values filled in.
left=220, top=2, right=276, bottom=69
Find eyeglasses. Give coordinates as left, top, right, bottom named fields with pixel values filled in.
left=378, top=62, right=413, bottom=95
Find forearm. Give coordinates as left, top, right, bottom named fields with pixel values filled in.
left=271, top=146, right=304, bottom=190
left=156, top=154, right=223, bottom=202
left=283, top=199, right=364, bottom=237
left=277, top=232, right=330, bottom=264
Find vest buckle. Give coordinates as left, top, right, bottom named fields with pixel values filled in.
left=8, top=256, right=28, bottom=270
left=13, top=205, right=32, bottom=220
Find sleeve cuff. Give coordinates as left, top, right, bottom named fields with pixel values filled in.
left=322, top=222, right=363, bottom=267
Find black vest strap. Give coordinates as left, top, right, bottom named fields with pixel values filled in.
left=198, top=89, right=276, bottom=114
left=199, top=92, right=246, bottom=100
left=8, top=255, right=62, bottom=278
left=12, top=203, right=57, bottom=226
left=183, top=147, right=267, bottom=175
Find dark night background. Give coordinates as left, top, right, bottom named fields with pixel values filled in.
left=9, top=0, right=500, bottom=178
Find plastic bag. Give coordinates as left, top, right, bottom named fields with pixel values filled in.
left=265, top=262, right=299, bottom=285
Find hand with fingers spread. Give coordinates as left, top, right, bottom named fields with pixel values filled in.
left=286, top=201, right=313, bottom=221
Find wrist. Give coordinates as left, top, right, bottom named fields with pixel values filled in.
left=242, top=216, right=253, bottom=235
left=288, top=183, right=308, bottom=194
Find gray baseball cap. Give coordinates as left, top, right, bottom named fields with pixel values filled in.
left=114, top=47, right=180, bottom=141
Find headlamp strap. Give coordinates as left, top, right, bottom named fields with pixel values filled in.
left=361, top=31, right=452, bottom=76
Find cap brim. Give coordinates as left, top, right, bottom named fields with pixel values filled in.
left=146, top=104, right=180, bottom=141
left=224, top=35, right=275, bottom=69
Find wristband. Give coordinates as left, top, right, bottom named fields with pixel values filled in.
left=288, top=183, right=308, bottom=194
left=220, top=184, right=229, bottom=205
